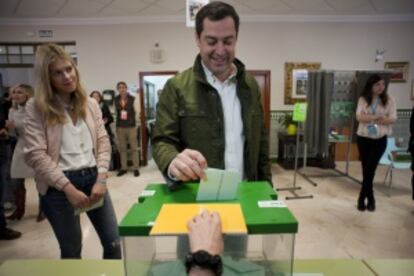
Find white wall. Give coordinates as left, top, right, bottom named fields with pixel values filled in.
left=1, top=20, right=413, bottom=109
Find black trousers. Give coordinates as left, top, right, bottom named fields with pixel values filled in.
left=357, top=135, right=387, bottom=198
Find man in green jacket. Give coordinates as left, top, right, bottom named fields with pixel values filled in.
left=152, top=1, right=271, bottom=189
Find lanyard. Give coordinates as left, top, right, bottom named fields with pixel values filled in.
left=120, top=98, right=128, bottom=109
left=370, top=98, right=379, bottom=115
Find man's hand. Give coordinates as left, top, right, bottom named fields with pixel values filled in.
left=63, top=183, right=90, bottom=208
left=187, top=210, right=224, bottom=256
left=169, top=149, right=207, bottom=181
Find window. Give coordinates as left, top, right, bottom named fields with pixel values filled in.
left=0, top=42, right=76, bottom=67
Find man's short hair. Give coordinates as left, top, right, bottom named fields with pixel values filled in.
left=116, top=81, right=127, bottom=89
left=195, top=1, right=240, bottom=37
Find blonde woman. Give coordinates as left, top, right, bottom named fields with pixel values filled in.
left=24, top=44, right=121, bottom=259
left=6, top=84, right=45, bottom=221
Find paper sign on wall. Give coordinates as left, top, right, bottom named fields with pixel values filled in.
left=293, top=102, right=307, bottom=122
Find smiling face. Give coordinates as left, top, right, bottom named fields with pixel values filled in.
left=12, top=86, right=29, bottom=105
left=196, top=16, right=237, bottom=81
left=372, top=79, right=386, bottom=97
left=49, top=58, right=77, bottom=97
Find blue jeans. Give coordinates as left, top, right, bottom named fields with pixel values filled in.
left=41, top=167, right=121, bottom=259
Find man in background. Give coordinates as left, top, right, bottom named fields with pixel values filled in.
left=114, top=81, right=140, bottom=177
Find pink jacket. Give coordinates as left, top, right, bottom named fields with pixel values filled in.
left=24, top=97, right=111, bottom=195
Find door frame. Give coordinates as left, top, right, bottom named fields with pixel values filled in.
left=139, top=71, right=178, bottom=166
left=247, top=70, right=271, bottom=131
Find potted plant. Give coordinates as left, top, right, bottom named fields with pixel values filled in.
left=280, top=113, right=297, bottom=135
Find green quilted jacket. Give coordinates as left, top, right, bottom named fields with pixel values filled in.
left=151, top=55, right=272, bottom=186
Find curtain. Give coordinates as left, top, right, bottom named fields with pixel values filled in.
left=305, top=71, right=334, bottom=157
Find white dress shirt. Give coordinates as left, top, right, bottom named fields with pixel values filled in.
left=202, top=62, right=245, bottom=178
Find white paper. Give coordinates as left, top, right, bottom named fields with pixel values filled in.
left=258, top=200, right=287, bottom=208
left=196, top=168, right=241, bottom=201
left=74, top=198, right=104, bottom=215
left=140, top=190, right=156, bottom=197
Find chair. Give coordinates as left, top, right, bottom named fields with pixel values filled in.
left=379, top=137, right=411, bottom=196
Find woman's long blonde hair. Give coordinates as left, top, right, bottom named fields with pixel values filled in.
left=34, top=43, right=87, bottom=125
left=11, top=84, right=34, bottom=110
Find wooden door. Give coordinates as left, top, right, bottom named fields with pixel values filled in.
left=247, top=70, right=271, bottom=131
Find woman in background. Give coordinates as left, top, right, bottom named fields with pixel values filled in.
left=24, top=44, right=121, bottom=259
left=0, top=92, right=21, bottom=240
left=6, top=84, right=45, bottom=221
left=90, top=90, right=114, bottom=145
left=90, top=90, right=118, bottom=171
left=355, top=74, right=397, bottom=212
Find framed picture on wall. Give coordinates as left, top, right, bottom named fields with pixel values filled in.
left=384, top=61, right=409, bottom=82
left=284, top=62, right=321, bottom=105
left=186, top=0, right=209, bottom=27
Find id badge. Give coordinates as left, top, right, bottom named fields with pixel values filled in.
left=367, top=124, right=378, bottom=137
left=120, top=110, right=128, bottom=120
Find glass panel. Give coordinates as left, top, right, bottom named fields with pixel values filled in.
left=21, top=45, right=34, bottom=54
left=0, top=55, right=7, bottom=64
left=142, top=75, right=175, bottom=122
left=22, top=55, right=34, bottom=64
left=122, top=234, right=295, bottom=276
left=7, top=45, right=20, bottom=54
left=0, top=46, right=6, bottom=54
left=9, top=55, right=21, bottom=64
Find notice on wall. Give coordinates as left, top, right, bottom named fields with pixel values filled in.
left=293, top=102, right=307, bottom=122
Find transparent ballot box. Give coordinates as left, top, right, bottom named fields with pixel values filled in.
left=119, top=182, right=298, bottom=276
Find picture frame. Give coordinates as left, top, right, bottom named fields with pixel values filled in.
left=384, top=61, right=409, bottom=83
left=284, top=62, right=321, bottom=105
left=186, top=0, right=208, bottom=27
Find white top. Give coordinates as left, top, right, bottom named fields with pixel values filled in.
left=58, top=115, right=96, bottom=171
left=9, top=105, right=34, bottom=178
left=202, top=62, right=245, bottom=178
left=356, top=95, right=397, bottom=138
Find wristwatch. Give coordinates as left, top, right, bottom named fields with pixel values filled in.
left=185, top=250, right=223, bottom=276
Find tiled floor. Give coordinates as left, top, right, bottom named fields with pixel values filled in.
left=0, top=161, right=413, bottom=262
